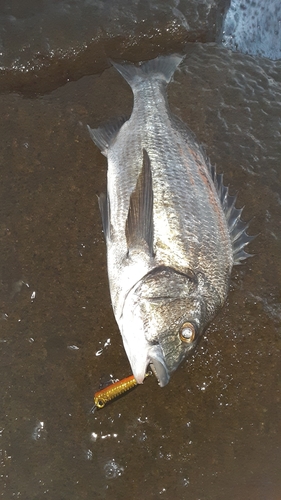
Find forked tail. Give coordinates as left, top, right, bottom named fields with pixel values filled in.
left=110, top=53, right=184, bottom=88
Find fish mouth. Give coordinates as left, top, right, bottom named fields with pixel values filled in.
left=149, top=359, right=170, bottom=387
left=148, top=345, right=170, bottom=387
left=121, top=325, right=170, bottom=387
left=125, top=343, right=170, bottom=387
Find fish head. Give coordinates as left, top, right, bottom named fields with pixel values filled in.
left=121, top=266, right=207, bottom=387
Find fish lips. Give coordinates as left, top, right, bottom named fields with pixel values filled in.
left=148, top=345, right=170, bottom=387
left=123, top=333, right=170, bottom=387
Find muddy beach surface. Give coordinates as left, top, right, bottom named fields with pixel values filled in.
left=0, top=1, right=280, bottom=499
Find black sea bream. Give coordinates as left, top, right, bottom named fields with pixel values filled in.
left=88, top=54, right=253, bottom=387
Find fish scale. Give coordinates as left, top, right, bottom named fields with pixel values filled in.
left=88, top=53, right=254, bottom=387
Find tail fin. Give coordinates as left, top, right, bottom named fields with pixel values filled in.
left=110, top=54, right=184, bottom=87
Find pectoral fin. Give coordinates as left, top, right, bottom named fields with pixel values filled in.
left=98, top=192, right=110, bottom=241
left=125, top=149, right=154, bottom=256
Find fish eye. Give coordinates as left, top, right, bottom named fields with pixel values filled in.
left=179, top=322, right=196, bottom=344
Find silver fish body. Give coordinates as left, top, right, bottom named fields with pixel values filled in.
left=88, top=54, right=253, bottom=386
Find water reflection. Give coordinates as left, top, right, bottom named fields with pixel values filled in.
left=103, top=459, right=124, bottom=479
left=32, top=421, right=47, bottom=441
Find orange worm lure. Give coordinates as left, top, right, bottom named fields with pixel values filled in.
left=94, top=373, right=150, bottom=409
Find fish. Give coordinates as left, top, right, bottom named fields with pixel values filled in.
left=88, top=54, right=254, bottom=387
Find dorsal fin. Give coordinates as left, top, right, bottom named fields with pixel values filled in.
left=209, top=162, right=256, bottom=265
left=87, top=116, right=128, bottom=156
left=125, top=149, right=154, bottom=256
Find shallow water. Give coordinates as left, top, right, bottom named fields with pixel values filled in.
left=0, top=4, right=281, bottom=500
left=221, top=0, right=281, bottom=60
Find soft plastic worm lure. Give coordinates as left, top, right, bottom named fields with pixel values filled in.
left=94, top=373, right=150, bottom=409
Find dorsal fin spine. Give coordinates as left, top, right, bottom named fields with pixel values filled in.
left=210, top=163, right=255, bottom=265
